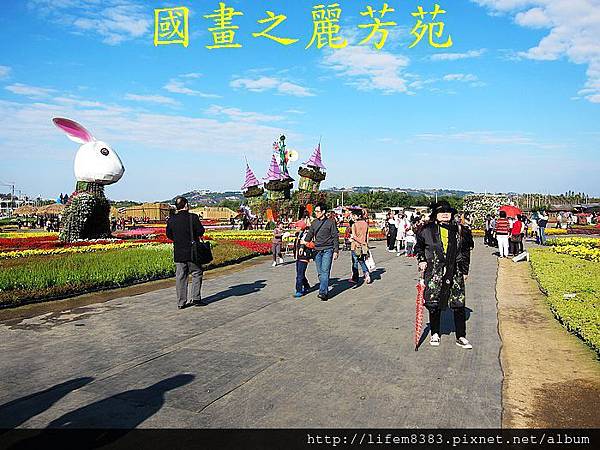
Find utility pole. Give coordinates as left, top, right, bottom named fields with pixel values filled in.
left=0, top=181, right=16, bottom=216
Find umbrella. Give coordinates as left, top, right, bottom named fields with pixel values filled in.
left=499, top=205, right=522, bottom=218
left=414, top=278, right=425, bottom=351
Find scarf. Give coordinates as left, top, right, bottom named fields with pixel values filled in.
left=438, top=222, right=459, bottom=309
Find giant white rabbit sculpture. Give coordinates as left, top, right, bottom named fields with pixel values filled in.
left=52, top=118, right=125, bottom=242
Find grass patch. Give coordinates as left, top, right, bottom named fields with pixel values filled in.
left=0, top=242, right=260, bottom=307
left=529, top=247, right=600, bottom=355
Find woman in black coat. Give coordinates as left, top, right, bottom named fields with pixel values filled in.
left=414, top=201, right=474, bottom=349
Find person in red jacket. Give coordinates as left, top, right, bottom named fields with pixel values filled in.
left=510, top=215, right=524, bottom=256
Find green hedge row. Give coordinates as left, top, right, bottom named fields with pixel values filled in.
left=529, top=248, right=600, bottom=355
left=0, top=242, right=258, bottom=307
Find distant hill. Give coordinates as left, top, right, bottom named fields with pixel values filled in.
left=164, top=190, right=243, bottom=206
left=163, top=187, right=474, bottom=206
left=324, top=186, right=475, bottom=197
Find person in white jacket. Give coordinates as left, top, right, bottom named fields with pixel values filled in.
left=395, top=213, right=408, bottom=256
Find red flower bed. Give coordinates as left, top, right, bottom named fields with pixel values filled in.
left=1, top=234, right=171, bottom=252
left=571, top=228, right=600, bottom=235
left=231, top=240, right=271, bottom=255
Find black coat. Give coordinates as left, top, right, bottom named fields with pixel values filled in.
left=166, top=211, right=205, bottom=263
left=415, top=221, right=474, bottom=310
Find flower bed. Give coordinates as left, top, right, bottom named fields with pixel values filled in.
left=113, top=227, right=166, bottom=238
left=547, top=237, right=600, bottom=249
left=0, top=240, right=268, bottom=307
left=545, top=237, right=600, bottom=262
left=570, top=228, right=600, bottom=235
left=0, top=241, right=167, bottom=259
left=544, top=228, right=568, bottom=235
left=0, top=232, right=58, bottom=239
left=230, top=240, right=271, bottom=254
left=529, top=248, right=600, bottom=355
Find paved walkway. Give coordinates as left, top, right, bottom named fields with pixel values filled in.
left=0, top=240, right=501, bottom=428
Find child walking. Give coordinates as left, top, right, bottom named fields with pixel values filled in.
left=294, top=220, right=311, bottom=297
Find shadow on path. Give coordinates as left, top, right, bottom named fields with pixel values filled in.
left=202, top=280, right=267, bottom=305
left=8, top=374, right=195, bottom=450
left=0, top=377, right=94, bottom=430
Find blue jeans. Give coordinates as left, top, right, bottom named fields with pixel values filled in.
left=295, top=260, right=310, bottom=294
left=539, top=227, right=547, bottom=245
left=314, top=248, right=334, bottom=295
left=351, top=251, right=369, bottom=281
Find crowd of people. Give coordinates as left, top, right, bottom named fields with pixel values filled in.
left=167, top=197, right=476, bottom=350
left=484, top=210, right=548, bottom=255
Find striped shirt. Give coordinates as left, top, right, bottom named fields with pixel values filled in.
left=495, top=218, right=510, bottom=235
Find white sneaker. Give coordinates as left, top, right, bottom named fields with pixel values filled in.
left=278, top=257, right=284, bottom=264
left=456, top=337, right=472, bottom=349
left=430, top=333, right=440, bottom=346
left=272, top=261, right=277, bottom=267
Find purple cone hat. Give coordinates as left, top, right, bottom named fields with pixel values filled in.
left=241, top=163, right=261, bottom=190
left=304, top=143, right=326, bottom=170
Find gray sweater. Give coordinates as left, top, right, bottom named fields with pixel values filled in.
left=305, top=218, right=339, bottom=252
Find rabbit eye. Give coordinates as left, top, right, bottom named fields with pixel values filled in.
left=100, top=148, right=109, bottom=156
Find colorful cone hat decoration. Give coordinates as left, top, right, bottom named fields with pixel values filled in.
left=298, top=143, right=327, bottom=192
left=241, top=163, right=263, bottom=198
left=264, top=153, right=293, bottom=200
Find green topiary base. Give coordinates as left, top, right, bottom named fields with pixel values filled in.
left=59, top=183, right=112, bottom=242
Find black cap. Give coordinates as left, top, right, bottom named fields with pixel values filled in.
left=430, top=200, right=457, bottom=215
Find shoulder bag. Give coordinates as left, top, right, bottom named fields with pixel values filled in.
left=304, top=219, right=327, bottom=260
left=190, top=214, right=213, bottom=265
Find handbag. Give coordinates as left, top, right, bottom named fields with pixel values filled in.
left=365, top=251, right=376, bottom=271
left=190, top=214, right=213, bottom=265
left=304, top=219, right=327, bottom=260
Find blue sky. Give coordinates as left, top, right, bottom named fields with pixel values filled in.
left=1, top=0, right=599, bottom=201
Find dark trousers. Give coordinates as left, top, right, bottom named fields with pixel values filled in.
left=387, top=225, right=397, bottom=250
left=429, top=307, right=466, bottom=339
left=175, top=261, right=203, bottom=307
left=484, top=229, right=492, bottom=245
left=295, top=260, right=310, bottom=293
left=509, top=236, right=524, bottom=255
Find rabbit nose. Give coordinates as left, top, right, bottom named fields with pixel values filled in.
left=100, top=148, right=109, bottom=156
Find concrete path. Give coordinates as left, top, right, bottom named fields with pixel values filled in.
left=0, top=240, right=501, bottom=428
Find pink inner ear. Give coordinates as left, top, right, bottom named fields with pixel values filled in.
left=53, top=118, right=93, bottom=143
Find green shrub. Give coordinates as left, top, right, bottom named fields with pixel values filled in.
left=529, top=248, right=600, bottom=355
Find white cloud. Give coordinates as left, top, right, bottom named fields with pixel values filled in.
left=0, top=65, right=10, bottom=79
left=321, top=45, right=411, bottom=94
left=472, top=0, right=600, bottom=103
left=5, top=83, right=56, bottom=98
left=414, top=130, right=564, bottom=149
left=442, top=73, right=479, bottom=82
left=514, top=7, right=551, bottom=28
left=163, top=78, right=221, bottom=98
left=205, top=105, right=284, bottom=123
left=0, top=96, right=293, bottom=164
left=230, top=76, right=314, bottom=97
left=124, top=94, right=179, bottom=106
left=27, top=0, right=151, bottom=45
left=430, top=49, right=487, bottom=61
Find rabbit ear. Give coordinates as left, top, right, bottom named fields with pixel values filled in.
left=52, top=118, right=95, bottom=144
